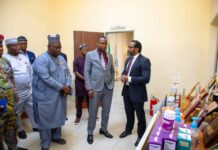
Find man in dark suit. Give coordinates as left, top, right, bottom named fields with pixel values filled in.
left=120, top=40, right=151, bottom=146
left=17, top=36, right=36, bottom=64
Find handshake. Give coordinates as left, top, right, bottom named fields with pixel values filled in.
left=60, top=85, right=71, bottom=96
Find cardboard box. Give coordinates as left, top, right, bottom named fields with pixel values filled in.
left=163, top=130, right=178, bottom=150
left=147, top=135, right=163, bottom=150
left=178, top=127, right=191, bottom=135
left=177, top=133, right=191, bottom=150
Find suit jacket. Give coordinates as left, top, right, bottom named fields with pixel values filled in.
left=84, top=49, right=115, bottom=92
left=122, top=54, right=151, bottom=103
left=27, top=50, right=36, bottom=64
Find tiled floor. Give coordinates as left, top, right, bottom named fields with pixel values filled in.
left=17, top=82, right=151, bottom=150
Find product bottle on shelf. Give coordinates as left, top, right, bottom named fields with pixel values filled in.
left=181, top=113, right=185, bottom=124
left=162, top=109, right=175, bottom=132
left=174, top=107, right=181, bottom=128
left=190, top=117, right=200, bottom=150
left=180, top=88, right=187, bottom=111
left=167, top=96, right=176, bottom=109
left=175, top=90, right=181, bottom=108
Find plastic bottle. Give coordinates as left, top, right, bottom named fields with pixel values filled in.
left=170, top=84, right=177, bottom=96
left=190, top=117, right=200, bottom=150
left=180, top=113, right=185, bottom=123
left=175, top=106, right=180, bottom=113
left=162, top=109, right=175, bottom=132
left=174, top=107, right=181, bottom=129
left=175, top=90, right=181, bottom=108
left=180, top=88, right=186, bottom=110
left=167, top=96, right=176, bottom=109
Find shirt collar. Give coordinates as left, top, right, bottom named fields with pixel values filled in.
left=97, top=49, right=107, bottom=55
left=133, top=53, right=140, bottom=60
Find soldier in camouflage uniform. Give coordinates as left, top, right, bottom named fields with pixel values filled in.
left=0, top=35, right=17, bottom=150
left=0, top=35, right=20, bottom=150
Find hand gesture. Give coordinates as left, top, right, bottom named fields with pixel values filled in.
left=121, top=75, right=128, bottom=83
left=88, top=90, right=94, bottom=99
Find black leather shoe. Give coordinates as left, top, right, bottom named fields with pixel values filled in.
left=33, top=128, right=39, bottom=132
left=87, top=134, right=93, bottom=144
left=99, top=129, right=113, bottom=138
left=41, top=148, right=49, bottom=150
left=119, top=130, right=132, bottom=138
left=16, top=147, right=28, bottom=150
left=135, top=137, right=141, bottom=147
left=52, top=138, right=66, bottom=145
left=18, top=130, right=27, bottom=139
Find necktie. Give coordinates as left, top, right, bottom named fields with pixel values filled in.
left=100, top=53, right=106, bottom=70
left=125, top=57, right=133, bottom=75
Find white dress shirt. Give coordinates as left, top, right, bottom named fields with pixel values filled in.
left=127, top=53, right=140, bottom=83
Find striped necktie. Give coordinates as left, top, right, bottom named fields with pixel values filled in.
left=125, top=57, right=133, bottom=75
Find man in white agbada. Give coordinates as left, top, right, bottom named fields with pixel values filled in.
left=32, top=34, right=71, bottom=150
left=3, top=38, right=38, bottom=139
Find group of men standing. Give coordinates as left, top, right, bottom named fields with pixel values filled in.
left=74, top=36, right=151, bottom=147
left=0, top=34, right=71, bottom=150
left=0, top=35, right=38, bottom=150
left=0, top=33, right=151, bottom=150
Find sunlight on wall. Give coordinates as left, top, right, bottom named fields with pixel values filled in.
left=0, top=0, right=58, bottom=55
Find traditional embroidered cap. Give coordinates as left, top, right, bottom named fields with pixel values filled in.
left=0, top=34, right=4, bottom=45
left=17, top=36, right=27, bottom=42
left=5, top=38, right=18, bottom=45
left=48, top=34, right=60, bottom=43
left=79, top=43, right=88, bottom=50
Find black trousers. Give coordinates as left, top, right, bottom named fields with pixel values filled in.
left=123, top=87, right=146, bottom=138
left=76, top=95, right=89, bottom=118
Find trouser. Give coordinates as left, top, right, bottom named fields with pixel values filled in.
left=40, top=127, right=62, bottom=149
left=0, top=111, right=17, bottom=150
left=76, top=95, right=89, bottom=119
left=16, top=94, right=38, bottom=132
left=123, top=87, right=146, bottom=138
left=87, top=85, right=113, bottom=135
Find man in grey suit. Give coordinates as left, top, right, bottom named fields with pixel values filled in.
left=84, top=36, right=115, bottom=144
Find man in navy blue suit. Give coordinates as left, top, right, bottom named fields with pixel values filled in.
left=120, top=40, right=151, bottom=147
left=18, top=36, right=36, bottom=64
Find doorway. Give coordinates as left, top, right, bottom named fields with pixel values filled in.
left=73, top=31, right=104, bottom=58
left=106, top=31, right=134, bottom=80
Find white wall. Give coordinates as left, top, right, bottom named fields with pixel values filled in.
left=56, top=0, right=213, bottom=99
left=0, top=0, right=58, bottom=55
left=0, top=0, right=216, bottom=100
left=210, top=0, right=218, bottom=75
